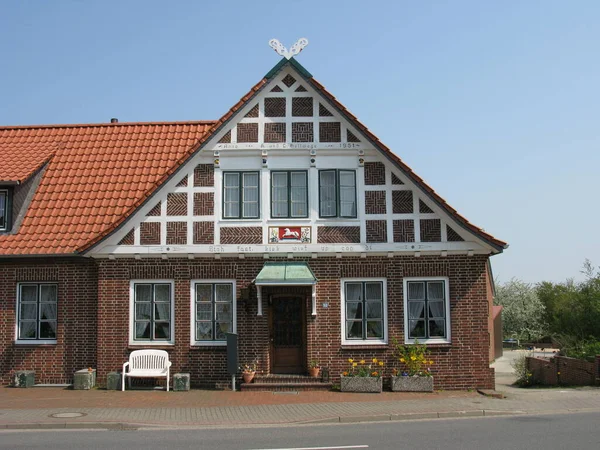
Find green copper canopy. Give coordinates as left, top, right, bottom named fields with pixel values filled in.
left=254, top=262, right=317, bottom=286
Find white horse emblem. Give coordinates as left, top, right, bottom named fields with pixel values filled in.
left=281, top=228, right=300, bottom=239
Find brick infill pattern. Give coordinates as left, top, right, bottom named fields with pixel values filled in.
left=220, top=227, right=262, bottom=244
left=317, top=226, right=360, bottom=243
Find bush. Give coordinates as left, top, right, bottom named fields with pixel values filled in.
left=558, top=337, right=600, bottom=362
left=511, top=353, right=534, bottom=387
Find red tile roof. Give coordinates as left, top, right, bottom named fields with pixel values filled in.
left=0, top=121, right=214, bottom=255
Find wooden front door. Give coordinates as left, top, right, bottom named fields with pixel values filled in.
left=270, top=295, right=305, bottom=374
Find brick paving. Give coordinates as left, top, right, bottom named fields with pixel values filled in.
left=1, top=385, right=599, bottom=428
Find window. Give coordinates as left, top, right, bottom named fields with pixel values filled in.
left=404, top=278, right=450, bottom=344
left=319, top=170, right=356, bottom=218
left=191, top=281, right=236, bottom=345
left=223, top=172, right=259, bottom=219
left=341, top=279, right=387, bottom=345
left=16, top=283, right=57, bottom=343
left=271, top=171, right=308, bottom=218
left=0, top=188, right=9, bottom=231
left=130, top=281, right=174, bottom=344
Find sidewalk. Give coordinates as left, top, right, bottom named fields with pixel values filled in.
left=1, top=352, right=599, bottom=430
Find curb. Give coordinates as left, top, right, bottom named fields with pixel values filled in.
left=0, top=422, right=140, bottom=430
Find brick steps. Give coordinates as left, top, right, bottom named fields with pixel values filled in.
left=240, top=374, right=332, bottom=391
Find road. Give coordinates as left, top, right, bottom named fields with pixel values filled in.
left=1, top=411, right=599, bottom=450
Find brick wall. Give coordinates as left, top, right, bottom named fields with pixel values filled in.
left=93, top=255, right=494, bottom=390
left=1, top=255, right=494, bottom=390
left=0, top=258, right=97, bottom=385
left=527, top=356, right=599, bottom=386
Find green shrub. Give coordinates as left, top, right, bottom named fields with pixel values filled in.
left=559, top=337, right=600, bottom=362
left=511, top=353, right=534, bottom=387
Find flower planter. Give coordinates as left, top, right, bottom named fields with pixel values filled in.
left=242, top=371, right=255, bottom=384
left=391, top=375, right=434, bottom=392
left=308, top=367, right=320, bottom=378
left=340, top=376, right=382, bottom=393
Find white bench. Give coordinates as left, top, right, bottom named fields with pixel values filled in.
left=122, top=349, right=172, bottom=391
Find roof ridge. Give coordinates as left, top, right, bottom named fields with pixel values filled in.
left=0, top=120, right=217, bottom=131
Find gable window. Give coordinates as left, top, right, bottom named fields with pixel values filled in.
left=130, top=281, right=174, bottom=344
left=223, top=172, right=259, bottom=219
left=403, top=278, right=450, bottom=344
left=0, top=188, right=9, bottom=231
left=271, top=171, right=308, bottom=218
left=319, top=170, right=356, bottom=218
left=341, top=279, right=387, bottom=345
left=16, top=283, right=57, bottom=344
left=191, top=281, right=235, bottom=345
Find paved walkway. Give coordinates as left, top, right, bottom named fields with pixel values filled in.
left=1, top=351, right=598, bottom=429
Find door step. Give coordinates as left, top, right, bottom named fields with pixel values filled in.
left=240, top=374, right=332, bottom=391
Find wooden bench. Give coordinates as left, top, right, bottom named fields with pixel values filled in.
left=122, top=349, right=172, bottom=391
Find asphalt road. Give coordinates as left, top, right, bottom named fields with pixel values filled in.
left=1, top=412, right=598, bottom=450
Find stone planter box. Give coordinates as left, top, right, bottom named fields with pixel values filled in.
left=391, top=375, right=434, bottom=392
left=73, top=369, right=96, bottom=390
left=340, top=376, right=382, bottom=393
left=12, top=370, right=35, bottom=388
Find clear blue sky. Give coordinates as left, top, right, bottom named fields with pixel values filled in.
left=1, top=1, right=598, bottom=283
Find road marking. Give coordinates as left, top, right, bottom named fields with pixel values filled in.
left=248, top=446, right=368, bottom=450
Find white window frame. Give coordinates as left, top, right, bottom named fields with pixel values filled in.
left=190, top=279, right=237, bottom=346
left=340, top=278, right=388, bottom=346
left=403, top=276, right=451, bottom=344
left=129, top=280, right=175, bottom=346
left=222, top=171, right=260, bottom=219
left=15, top=282, right=58, bottom=345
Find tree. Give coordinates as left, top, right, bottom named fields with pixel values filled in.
left=537, top=260, right=600, bottom=340
left=495, top=279, right=547, bottom=342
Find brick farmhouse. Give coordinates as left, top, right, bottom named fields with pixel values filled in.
left=0, top=55, right=507, bottom=390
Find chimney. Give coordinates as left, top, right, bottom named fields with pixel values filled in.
left=110, top=118, right=118, bottom=123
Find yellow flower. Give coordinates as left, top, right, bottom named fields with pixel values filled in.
left=410, top=356, right=416, bottom=361
left=360, top=360, right=365, bottom=364
left=557, top=372, right=561, bottom=375
left=352, top=362, right=357, bottom=367
left=371, top=371, right=378, bottom=376
left=343, top=371, right=349, bottom=376
left=400, top=358, right=405, bottom=363
left=372, top=358, right=378, bottom=363
left=429, top=360, right=434, bottom=365
left=348, top=358, right=354, bottom=363
left=378, top=361, right=384, bottom=366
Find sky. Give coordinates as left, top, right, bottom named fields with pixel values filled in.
left=1, top=1, right=598, bottom=284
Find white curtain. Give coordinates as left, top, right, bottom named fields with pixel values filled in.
left=408, top=301, right=425, bottom=319
left=271, top=172, right=288, bottom=217
left=408, top=282, right=425, bottom=300
left=290, top=172, right=307, bottom=217
left=339, top=170, right=356, bottom=217
left=242, top=173, right=259, bottom=218
left=319, top=170, right=336, bottom=216
left=223, top=173, right=240, bottom=218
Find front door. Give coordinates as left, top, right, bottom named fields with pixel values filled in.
left=270, top=296, right=305, bottom=374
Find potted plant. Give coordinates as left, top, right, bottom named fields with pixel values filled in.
left=391, top=338, right=434, bottom=392
left=239, top=361, right=258, bottom=384
left=340, top=358, right=384, bottom=392
left=308, top=360, right=320, bottom=378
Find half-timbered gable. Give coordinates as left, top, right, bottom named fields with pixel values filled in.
left=92, top=59, right=501, bottom=259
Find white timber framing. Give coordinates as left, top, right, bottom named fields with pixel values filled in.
left=87, top=64, right=496, bottom=259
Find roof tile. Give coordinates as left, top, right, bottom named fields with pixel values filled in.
left=0, top=121, right=214, bottom=255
